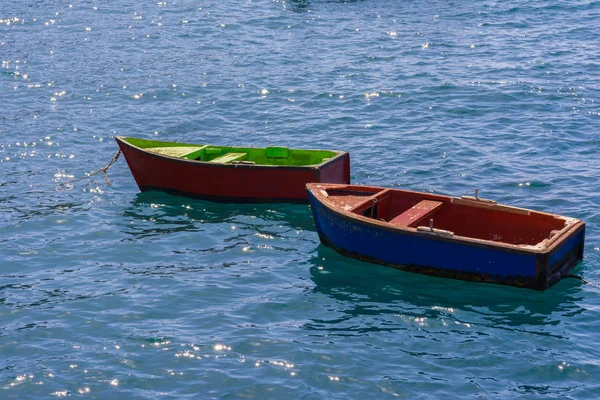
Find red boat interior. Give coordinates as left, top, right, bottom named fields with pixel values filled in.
left=322, top=186, right=569, bottom=247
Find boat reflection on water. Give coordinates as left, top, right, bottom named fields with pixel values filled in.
left=121, top=191, right=317, bottom=239
left=307, top=245, right=585, bottom=333
left=116, top=192, right=320, bottom=278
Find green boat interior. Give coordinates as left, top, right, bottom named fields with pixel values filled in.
left=123, top=137, right=338, bottom=166
left=321, top=186, right=570, bottom=247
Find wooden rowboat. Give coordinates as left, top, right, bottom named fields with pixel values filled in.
left=116, top=137, right=350, bottom=202
left=306, top=183, right=585, bottom=290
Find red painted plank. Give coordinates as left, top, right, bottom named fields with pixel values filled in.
left=389, top=200, right=443, bottom=227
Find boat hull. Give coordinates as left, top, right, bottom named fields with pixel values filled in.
left=116, top=137, right=350, bottom=202
left=307, top=185, right=585, bottom=290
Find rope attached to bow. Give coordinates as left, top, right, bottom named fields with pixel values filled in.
left=59, top=149, right=121, bottom=187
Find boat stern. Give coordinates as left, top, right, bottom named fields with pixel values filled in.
left=537, top=221, right=586, bottom=289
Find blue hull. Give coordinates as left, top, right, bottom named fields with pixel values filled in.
left=307, top=189, right=585, bottom=290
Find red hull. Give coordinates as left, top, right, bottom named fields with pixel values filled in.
left=116, top=137, right=350, bottom=202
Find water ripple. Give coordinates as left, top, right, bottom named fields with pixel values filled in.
left=1, top=0, right=600, bottom=398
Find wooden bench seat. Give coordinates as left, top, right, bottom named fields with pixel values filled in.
left=389, top=200, right=443, bottom=227
left=347, top=190, right=390, bottom=213
left=149, top=146, right=207, bottom=160
left=209, top=152, right=247, bottom=164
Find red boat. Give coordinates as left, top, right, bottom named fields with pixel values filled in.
left=116, top=136, right=350, bottom=202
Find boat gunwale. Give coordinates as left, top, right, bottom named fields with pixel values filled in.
left=307, top=183, right=585, bottom=256
left=116, top=136, right=348, bottom=170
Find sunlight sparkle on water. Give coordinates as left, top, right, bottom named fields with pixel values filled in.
left=176, top=350, right=197, bottom=359
left=269, top=360, right=294, bottom=368
left=558, top=362, right=570, bottom=371
left=88, top=187, right=104, bottom=194
left=152, top=339, right=171, bottom=346
left=432, top=306, right=455, bottom=313
left=255, top=233, right=274, bottom=239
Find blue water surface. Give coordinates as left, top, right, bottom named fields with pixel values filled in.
left=1, top=0, right=600, bottom=398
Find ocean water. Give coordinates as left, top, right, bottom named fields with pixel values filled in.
left=1, top=0, right=600, bottom=398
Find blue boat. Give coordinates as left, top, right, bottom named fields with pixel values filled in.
left=306, top=183, right=585, bottom=290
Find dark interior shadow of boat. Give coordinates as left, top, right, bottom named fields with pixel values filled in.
left=119, top=191, right=318, bottom=239
left=307, top=245, right=585, bottom=333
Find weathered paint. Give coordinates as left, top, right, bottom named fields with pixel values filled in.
left=116, top=137, right=350, bottom=202
left=307, top=183, right=586, bottom=290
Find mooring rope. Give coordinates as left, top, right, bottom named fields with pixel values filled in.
left=59, top=149, right=121, bottom=187
left=566, top=274, right=600, bottom=289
